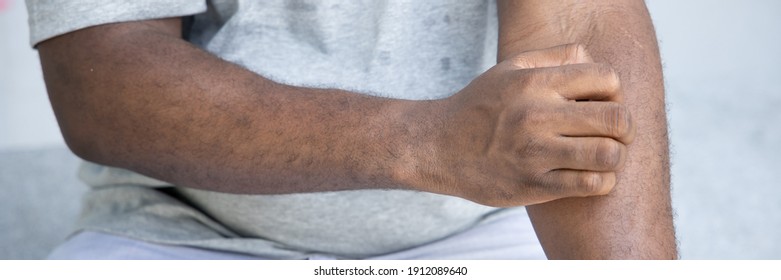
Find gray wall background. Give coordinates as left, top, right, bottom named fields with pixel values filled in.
left=1, top=0, right=779, bottom=259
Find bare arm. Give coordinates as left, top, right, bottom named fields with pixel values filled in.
left=40, top=16, right=636, bottom=208
left=38, top=18, right=429, bottom=194
left=497, top=0, right=677, bottom=258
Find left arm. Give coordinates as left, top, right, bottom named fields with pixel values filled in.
left=497, top=0, right=677, bottom=259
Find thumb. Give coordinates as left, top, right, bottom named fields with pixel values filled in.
left=504, top=43, right=594, bottom=69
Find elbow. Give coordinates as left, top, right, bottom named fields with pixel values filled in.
left=56, top=109, right=152, bottom=171
left=59, top=123, right=110, bottom=165
left=54, top=108, right=121, bottom=166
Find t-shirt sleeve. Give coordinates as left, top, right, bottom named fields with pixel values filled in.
left=26, top=0, right=207, bottom=47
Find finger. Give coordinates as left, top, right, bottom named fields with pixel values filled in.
left=543, top=170, right=616, bottom=197
left=531, top=63, right=623, bottom=102
left=549, top=137, right=628, bottom=172
left=553, top=102, right=636, bottom=144
left=505, top=43, right=594, bottom=69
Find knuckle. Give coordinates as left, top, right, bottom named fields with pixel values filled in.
left=579, top=172, right=603, bottom=195
left=512, top=104, right=547, bottom=130
left=603, top=104, right=631, bottom=139
left=507, top=55, right=532, bottom=69
left=560, top=140, right=580, bottom=162
left=525, top=107, right=548, bottom=126
left=506, top=69, right=536, bottom=94
left=566, top=43, right=590, bottom=62
left=505, top=105, right=530, bottom=126
left=519, top=136, right=550, bottom=159
left=533, top=172, right=565, bottom=197
left=595, top=64, right=621, bottom=92
left=522, top=70, right=551, bottom=89
left=515, top=71, right=536, bottom=90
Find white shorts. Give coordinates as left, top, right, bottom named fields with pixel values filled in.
left=48, top=208, right=546, bottom=260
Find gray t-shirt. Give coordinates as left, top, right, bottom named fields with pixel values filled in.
left=27, top=0, right=520, bottom=259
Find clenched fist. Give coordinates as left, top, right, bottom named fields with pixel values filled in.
left=416, top=44, right=636, bottom=207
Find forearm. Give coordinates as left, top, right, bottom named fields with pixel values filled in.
left=38, top=18, right=433, bottom=194
left=498, top=1, right=676, bottom=258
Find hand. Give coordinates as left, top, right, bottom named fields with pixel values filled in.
left=422, top=44, right=636, bottom=207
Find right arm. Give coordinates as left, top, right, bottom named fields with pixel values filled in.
left=38, top=18, right=426, bottom=194
left=39, top=18, right=630, bottom=207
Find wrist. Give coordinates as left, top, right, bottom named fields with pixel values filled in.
left=383, top=98, right=449, bottom=194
